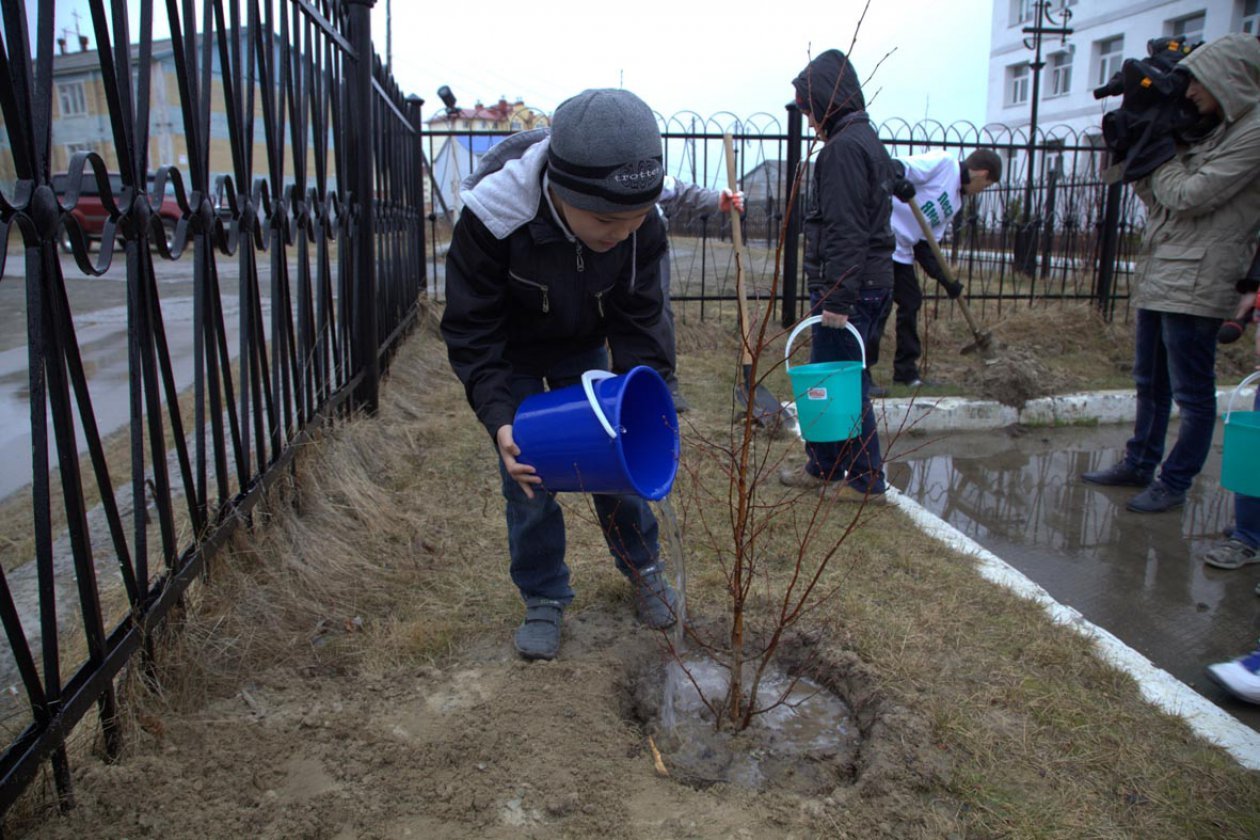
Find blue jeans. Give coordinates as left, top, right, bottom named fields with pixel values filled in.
left=1123, top=308, right=1221, bottom=494
left=803, top=288, right=891, bottom=494
left=1234, top=388, right=1260, bottom=549
left=499, top=346, right=661, bottom=604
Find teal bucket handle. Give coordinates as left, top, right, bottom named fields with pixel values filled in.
left=580, top=369, right=618, bottom=440
left=1225, top=370, right=1260, bottom=422
left=784, top=315, right=866, bottom=373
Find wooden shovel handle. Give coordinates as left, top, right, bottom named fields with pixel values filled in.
left=905, top=198, right=984, bottom=337
left=723, top=133, right=753, bottom=366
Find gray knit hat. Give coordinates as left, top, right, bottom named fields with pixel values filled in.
left=547, top=88, right=664, bottom=213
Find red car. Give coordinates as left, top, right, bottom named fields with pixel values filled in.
left=52, top=172, right=181, bottom=253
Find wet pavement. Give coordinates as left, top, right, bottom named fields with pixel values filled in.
left=885, top=421, right=1260, bottom=734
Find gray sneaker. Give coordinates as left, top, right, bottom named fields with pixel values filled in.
left=1200, top=538, right=1260, bottom=570
left=514, top=597, right=565, bottom=660
left=631, top=564, right=678, bottom=630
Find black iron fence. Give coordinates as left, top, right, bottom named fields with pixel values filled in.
left=422, top=109, right=1143, bottom=326
left=0, top=0, right=422, bottom=817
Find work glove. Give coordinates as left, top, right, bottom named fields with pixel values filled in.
left=891, top=177, right=916, bottom=203
left=719, top=189, right=745, bottom=214
left=1219, top=308, right=1256, bottom=345
left=941, top=278, right=964, bottom=299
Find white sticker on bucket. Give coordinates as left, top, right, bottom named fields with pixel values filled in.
left=806, top=387, right=828, bottom=401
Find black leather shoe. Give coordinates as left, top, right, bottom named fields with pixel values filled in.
left=1081, top=462, right=1153, bottom=487
left=1126, top=481, right=1186, bottom=513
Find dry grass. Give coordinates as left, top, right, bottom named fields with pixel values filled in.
left=8, top=298, right=1260, bottom=837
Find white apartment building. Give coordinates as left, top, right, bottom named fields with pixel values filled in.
left=986, top=0, right=1259, bottom=141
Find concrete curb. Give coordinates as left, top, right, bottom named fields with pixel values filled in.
left=874, top=386, right=1258, bottom=433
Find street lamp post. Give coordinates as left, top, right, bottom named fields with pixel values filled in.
left=1017, top=0, right=1073, bottom=275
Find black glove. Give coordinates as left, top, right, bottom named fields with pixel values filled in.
left=1218, top=311, right=1252, bottom=345
left=891, top=177, right=916, bottom=202
left=1238, top=245, right=1260, bottom=293
left=941, top=278, right=964, bottom=299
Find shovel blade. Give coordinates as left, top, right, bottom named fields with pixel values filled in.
left=734, top=378, right=784, bottom=436
left=960, top=332, right=998, bottom=358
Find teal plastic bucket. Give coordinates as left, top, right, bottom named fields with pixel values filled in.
left=513, top=366, right=679, bottom=500
left=784, top=315, right=866, bottom=443
left=1222, top=370, right=1260, bottom=498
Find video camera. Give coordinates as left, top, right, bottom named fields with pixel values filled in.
left=1094, top=36, right=1206, bottom=183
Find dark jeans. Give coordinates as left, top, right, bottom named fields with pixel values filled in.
left=1122, top=308, right=1221, bottom=494
left=803, top=288, right=891, bottom=493
left=499, top=346, right=661, bottom=603
left=870, top=261, right=922, bottom=383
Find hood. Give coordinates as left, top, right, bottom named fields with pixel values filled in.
left=1179, top=33, right=1260, bottom=124
left=460, top=128, right=550, bottom=239
left=792, top=49, right=865, bottom=136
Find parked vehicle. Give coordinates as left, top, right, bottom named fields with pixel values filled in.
left=52, top=171, right=181, bottom=253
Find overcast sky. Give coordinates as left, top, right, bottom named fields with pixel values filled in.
left=30, top=0, right=996, bottom=127
left=371, top=0, right=996, bottom=127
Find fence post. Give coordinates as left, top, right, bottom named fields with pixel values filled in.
left=346, top=0, right=379, bottom=413
left=1095, top=180, right=1122, bottom=319
left=408, top=94, right=427, bottom=301
left=782, top=102, right=803, bottom=327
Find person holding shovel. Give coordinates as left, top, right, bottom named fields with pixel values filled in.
left=778, top=48, right=894, bottom=503
left=441, top=88, right=679, bottom=661
left=869, top=149, right=1002, bottom=392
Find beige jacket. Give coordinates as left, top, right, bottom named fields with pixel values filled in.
left=1132, top=33, right=1260, bottom=318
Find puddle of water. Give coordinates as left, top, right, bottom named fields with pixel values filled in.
left=887, top=423, right=1260, bottom=733
left=655, top=652, right=860, bottom=790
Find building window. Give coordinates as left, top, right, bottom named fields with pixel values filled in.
left=58, top=81, right=87, bottom=117
left=1011, top=0, right=1035, bottom=25
left=1048, top=51, right=1073, bottom=97
left=1095, top=36, right=1125, bottom=88
left=1167, top=12, right=1206, bottom=45
left=1008, top=63, right=1030, bottom=106
left=1242, top=0, right=1259, bottom=34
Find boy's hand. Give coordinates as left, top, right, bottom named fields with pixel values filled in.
left=496, top=425, right=542, bottom=500
left=820, top=310, right=849, bottom=329
left=719, top=189, right=745, bottom=214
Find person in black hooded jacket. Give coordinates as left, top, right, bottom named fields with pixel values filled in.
left=779, top=48, right=896, bottom=503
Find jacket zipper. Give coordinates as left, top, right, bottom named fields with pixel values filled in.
left=508, top=271, right=550, bottom=313
left=574, top=240, right=585, bottom=273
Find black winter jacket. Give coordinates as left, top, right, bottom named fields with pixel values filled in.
left=440, top=132, right=670, bottom=438
left=793, top=49, right=895, bottom=314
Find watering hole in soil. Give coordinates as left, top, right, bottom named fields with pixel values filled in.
left=632, top=499, right=865, bottom=794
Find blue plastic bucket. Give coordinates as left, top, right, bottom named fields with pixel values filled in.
left=1222, top=370, right=1260, bottom=498
left=513, top=366, right=679, bottom=500
left=784, top=315, right=866, bottom=443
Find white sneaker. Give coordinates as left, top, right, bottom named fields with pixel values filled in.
left=1206, top=646, right=1260, bottom=704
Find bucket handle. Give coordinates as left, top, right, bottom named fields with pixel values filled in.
left=1225, top=370, right=1260, bottom=422
left=784, top=315, right=866, bottom=373
left=580, top=369, right=619, bottom=440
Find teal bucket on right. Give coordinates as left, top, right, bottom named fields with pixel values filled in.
left=1222, top=370, right=1260, bottom=498
left=784, top=316, right=866, bottom=443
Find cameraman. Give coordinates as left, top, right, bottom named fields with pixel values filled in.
left=1082, top=33, right=1260, bottom=514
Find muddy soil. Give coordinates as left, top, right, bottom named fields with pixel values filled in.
left=21, top=607, right=948, bottom=839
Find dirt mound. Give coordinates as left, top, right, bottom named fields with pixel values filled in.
left=961, top=346, right=1065, bottom=409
